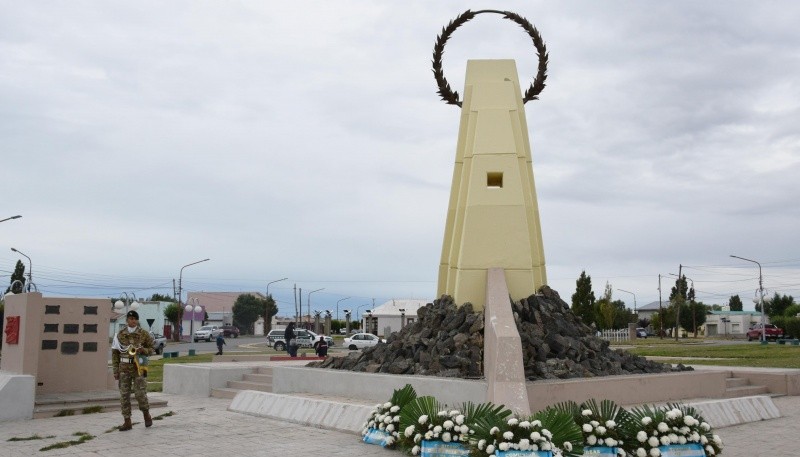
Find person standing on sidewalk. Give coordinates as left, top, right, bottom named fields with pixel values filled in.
left=216, top=332, right=226, bottom=355
left=111, top=310, right=154, bottom=431
left=284, top=322, right=297, bottom=357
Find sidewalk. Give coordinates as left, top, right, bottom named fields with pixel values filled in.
left=0, top=391, right=796, bottom=456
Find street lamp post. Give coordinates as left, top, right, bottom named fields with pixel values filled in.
left=365, top=310, right=373, bottom=335
left=1, top=215, right=21, bottom=223
left=399, top=308, right=406, bottom=330
left=355, top=304, right=371, bottom=324
left=335, top=297, right=350, bottom=322
left=730, top=255, right=766, bottom=343
left=185, top=298, right=203, bottom=355
left=265, top=277, right=287, bottom=332
left=10, top=247, right=33, bottom=292
left=176, top=258, right=210, bottom=340
left=343, top=309, right=352, bottom=335
left=307, top=288, right=324, bottom=325
left=616, top=288, right=637, bottom=314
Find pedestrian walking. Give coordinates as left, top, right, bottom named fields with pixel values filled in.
left=216, top=332, right=226, bottom=355
left=315, top=335, right=328, bottom=357
left=111, top=310, right=154, bottom=431
left=284, top=322, right=297, bottom=357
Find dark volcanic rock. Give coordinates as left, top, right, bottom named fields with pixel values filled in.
left=310, top=286, right=690, bottom=380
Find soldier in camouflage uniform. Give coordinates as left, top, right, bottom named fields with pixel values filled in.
left=112, top=310, right=154, bottom=431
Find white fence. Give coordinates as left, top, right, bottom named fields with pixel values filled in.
left=599, top=329, right=630, bottom=342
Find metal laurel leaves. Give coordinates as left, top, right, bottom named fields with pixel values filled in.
left=432, top=9, right=549, bottom=107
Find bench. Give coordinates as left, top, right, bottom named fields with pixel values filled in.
left=163, top=351, right=179, bottom=358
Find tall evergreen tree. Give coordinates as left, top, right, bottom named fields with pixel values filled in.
left=571, top=271, right=596, bottom=325
left=728, top=295, right=743, bottom=311
left=5, top=260, right=26, bottom=293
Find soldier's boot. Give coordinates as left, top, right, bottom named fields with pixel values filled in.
left=119, top=417, right=133, bottom=431
left=143, top=410, right=153, bottom=427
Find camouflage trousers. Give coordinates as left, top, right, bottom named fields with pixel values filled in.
left=118, top=363, right=149, bottom=418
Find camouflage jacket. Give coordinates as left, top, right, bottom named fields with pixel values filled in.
left=112, top=326, right=154, bottom=375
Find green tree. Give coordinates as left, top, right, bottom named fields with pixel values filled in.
left=783, top=304, right=800, bottom=318
left=763, top=293, right=794, bottom=317
left=233, top=294, right=277, bottom=334
left=593, top=282, right=618, bottom=330
left=728, top=295, right=743, bottom=312
left=163, top=303, right=182, bottom=341
left=5, top=260, right=26, bottom=294
left=571, top=271, right=596, bottom=325
left=682, top=301, right=708, bottom=337
left=612, top=299, right=636, bottom=329
left=149, top=293, right=176, bottom=302
left=669, top=275, right=693, bottom=337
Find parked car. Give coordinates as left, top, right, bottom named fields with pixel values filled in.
left=194, top=325, right=222, bottom=342
left=267, top=328, right=334, bottom=351
left=221, top=325, right=240, bottom=338
left=746, top=323, right=784, bottom=341
left=343, top=332, right=385, bottom=350
left=150, top=332, right=167, bottom=355
left=636, top=328, right=648, bottom=338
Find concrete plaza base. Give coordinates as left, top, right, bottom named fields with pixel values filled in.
left=684, top=395, right=781, bottom=428
left=0, top=372, right=35, bottom=421
left=229, top=390, right=373, bottom=434
left=163, top=362, right=263, bottom=397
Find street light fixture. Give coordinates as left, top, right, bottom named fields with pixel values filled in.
left=266, top=277, right=288, bottom=297
left=1, top=215, right=21, bottom=223
left=730, top=255, right=766, bottom=343
left=10, top=247, right=33, bottom=292
left=616, top=289, right=637, bottom=314
left=335, top=297, right=350, bottom=322
left=176, top=258, right=209, bottom=341
left=398, top=308, right=406, bottom=330
left=343, top=309, right=352, bottom=335
left=364, top=310, right=373, bottom=335
left=185, top=297, right=203, bottom=354
left=265, top=277, right=287, bottom=332
left=307, top=288, right=324, bottom=323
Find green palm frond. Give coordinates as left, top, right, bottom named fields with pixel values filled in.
left=399, top=396, right=440, bottom=430
left=533, top=408, right=584, bottom=457
left=391, top=384, right=418, bottom=408
left=459, top=401, right=512, bottom=426
left=549, top=400, right=580, bottom=420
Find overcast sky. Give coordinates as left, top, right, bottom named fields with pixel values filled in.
left=2, top=1, right=798, bottom=317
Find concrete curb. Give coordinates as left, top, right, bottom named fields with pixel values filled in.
left=687, top=395, right=781, bottom=428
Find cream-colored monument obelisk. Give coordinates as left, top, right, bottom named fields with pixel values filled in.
left=437, top=59, right=547, bottom=311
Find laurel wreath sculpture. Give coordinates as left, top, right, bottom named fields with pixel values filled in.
left=432, top=9, right=549, bottom=107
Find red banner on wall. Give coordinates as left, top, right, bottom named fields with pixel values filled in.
left=4, top=316, right=20, bottom=344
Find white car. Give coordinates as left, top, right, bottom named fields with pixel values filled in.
left=343, top=333, right=385, bottom=350
left=194, top=325, right=221, bottom=342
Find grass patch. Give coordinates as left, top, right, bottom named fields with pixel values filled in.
left=153, top=410, right=175, bottom=420
left=39, top=432, right=93, bottom=452
left=81, top=406, right=103, bottom=414
left=7, top=434, right=54, bottom=442
left=628, top=342, right=800, bottom=368
left=53, top=409, right=74, bottom=417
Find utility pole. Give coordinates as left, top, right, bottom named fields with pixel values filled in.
left=293, top=284, right=298, bottom=323
left=658, top=274, right=664, bottom=339
left=675, top=264, right=682, bottom=341
left=298, top=287, right=302, bottom=326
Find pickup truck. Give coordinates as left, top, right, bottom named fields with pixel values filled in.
left=150, top=332, right=167, bottom=355
left=746, top=323, right=784, bottom=341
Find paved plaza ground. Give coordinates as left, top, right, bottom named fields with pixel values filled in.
left=0, top=391, right=796, bottom=456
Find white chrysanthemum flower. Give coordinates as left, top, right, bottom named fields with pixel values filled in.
left=418, top=415, right=428, bottom=425
left=606, top=420, right=616, bottom=428
left=597, top=426, right=607, bottom=435
left=519, top=420, right=531, bottom=429
left=543, top=429, right=552, bottom=439
left=657, top=422, right=669, bottom=433
left=460, top=425, right=470, bottom=434
left=637, top=431, right=648, bottom=442
left=414, top=434, right=422, bottom=443
left=378, top=423, right=385, bottom=430
left=503, top=431, right=514, bottom=440
left=690, top=432, right=700, bottom=442
left=590, top=420, right=600, bottom=427
left=712, top=435, right=722, bottom=446
left=443, top=420, right=454, bottom=430
left=449, top=410, right=460, bottom=416
left=384, top=416, right=392, bottom=424
left=701, top=435, right=708, bottom=444
left=519, top=438, right=530, bottom=450
left=587, top=435, right=597, bottom=445
left=499, top=442, right=509, bottom=451
left=636, top=448, right=647, bottom=457
left=508, top=418, right=519, bottom=426
left=490, top=426, right=500, bottom=435
left=442, top=432, right=451, bottom=442
left=665, top=410, right=677, bottom=420
left=682, top=415, right=692, bottom=425
left=385, top=437, right=394, bottom=446
left=530, top=431, right=541, bottom=441
left=583, top=424, right=593, bottom=433
left=660, top=436, right=670, bottom=446
left=424, top=431, right=433, bottom=440
left=678, top=436, right=687, bottom=445
left=700, top=422, right=710, bottom=431
left=649, top=448, right=661, bottom=457
left=438, top=410, right=448, bottom=417
left=607, top=438, right=618, bottom=447
left=390, top=405, right=400, bottom=413
left=383, top=402, right=392, bottom=409
left=564, top=442, right=573, bottom=452
left=433, top=425, right=442, bottom=434
left=582, top=409, right=593, bottom=416
left=641, top=417, right=653, bottom=425
left=412, top=445, right=420, bottom=455
left=541, top=442, right=552, bottom=451
left=706, top=445, right=716, bottom=455
left=393, top=415, right=400, bottom=423
left=386, top=424, right=394, bottom=432
left=456, top=414, right=465, bottom=425
left=478, top=439, right=486, bottom=450
left=532, top=420, right=542, bottom=428
left=648, top=436, right=660, bottom=447
left=486, top=444, right=495, bottom=454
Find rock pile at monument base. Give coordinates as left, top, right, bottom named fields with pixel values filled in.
left=313, top=286, right=690, bottom=380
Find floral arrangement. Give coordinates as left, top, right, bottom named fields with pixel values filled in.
left=624, top=404, right=723, bottom=457
left=399, top=396, right=484, bottom=455
left=471, top=407, right=583, bottom=457
left=361, top=384, right=417, bottom=448
left=555, top=399, right=629, bottom=454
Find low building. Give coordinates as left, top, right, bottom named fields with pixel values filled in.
left=362, top=299, right=429, bottom=337
left=705, top=311, right=765, bottom=338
